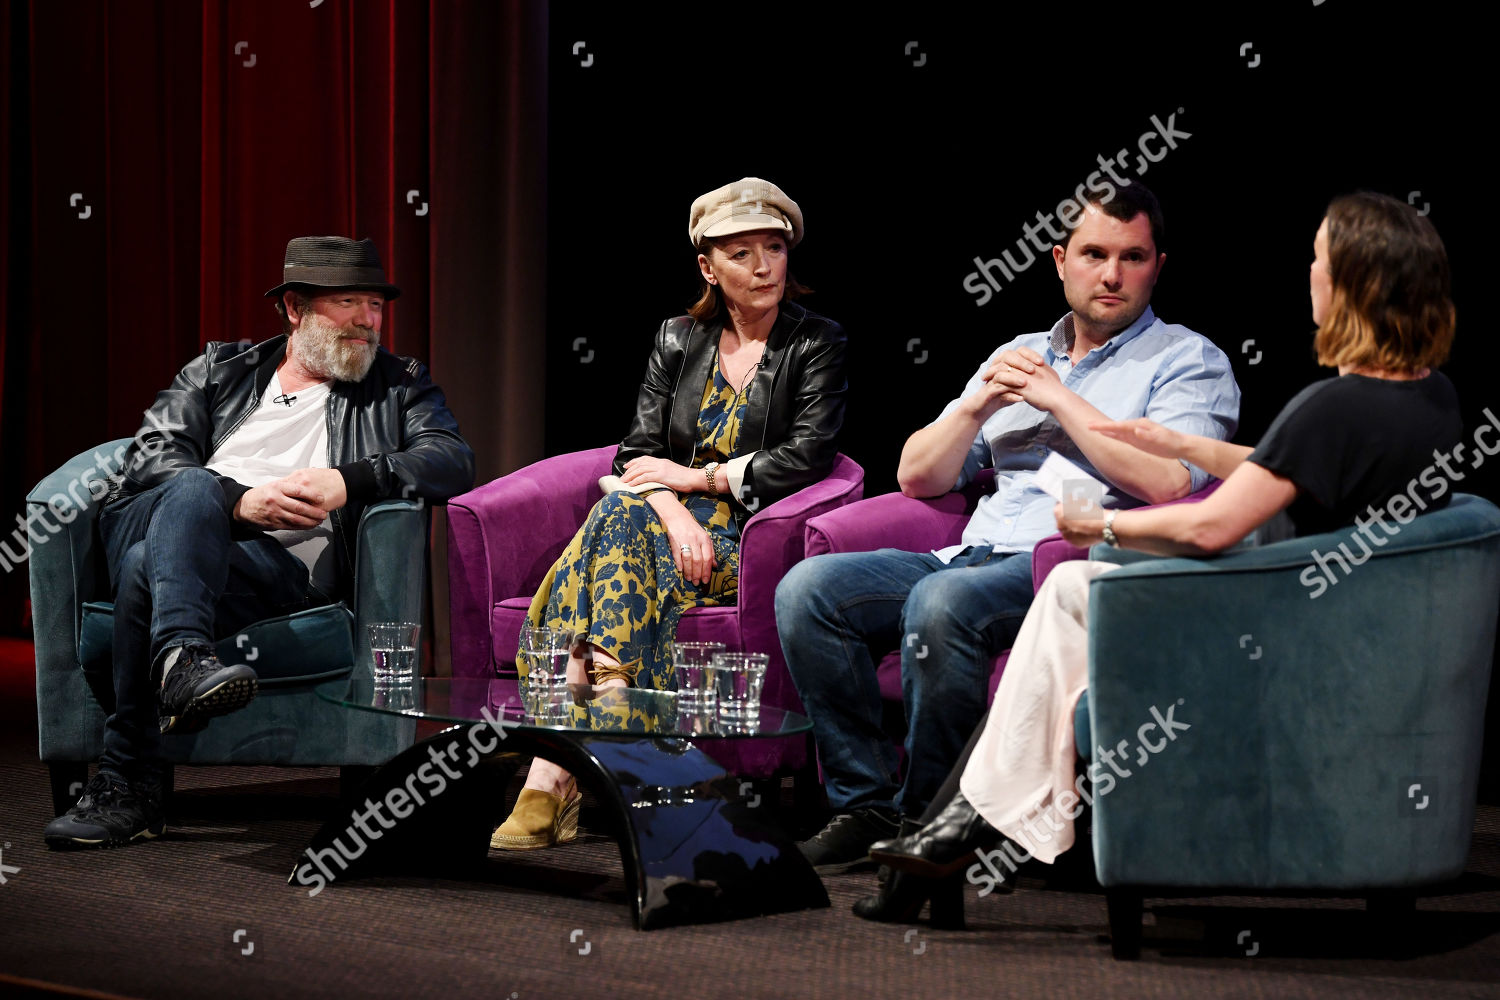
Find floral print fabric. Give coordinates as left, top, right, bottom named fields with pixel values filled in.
left=523, top=359, right=747, bottom=696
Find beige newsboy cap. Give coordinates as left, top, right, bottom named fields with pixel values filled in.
left=688, top=177, right=803, bottom=248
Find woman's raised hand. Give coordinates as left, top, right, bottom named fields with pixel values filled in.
left=621, top=456, right=704, bottom=493
left=1090, top=417, right=1188, bottom=460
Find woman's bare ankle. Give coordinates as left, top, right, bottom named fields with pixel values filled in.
left=522, top=758, right=575, bottom=798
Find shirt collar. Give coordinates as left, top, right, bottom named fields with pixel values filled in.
left=1047, top=306, right=1158, bottom=363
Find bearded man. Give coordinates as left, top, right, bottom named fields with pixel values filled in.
left=44, top=236, right=475, bottom=849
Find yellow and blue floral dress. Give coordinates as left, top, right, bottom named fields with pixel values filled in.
left=524, top=359, right=747, bottom=692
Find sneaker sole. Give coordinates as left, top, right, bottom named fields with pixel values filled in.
left=44, top=824, right=165, bottom=851
left=810, top=854, right=879, bottom=876
left=161, top=675, right=258, bottom=735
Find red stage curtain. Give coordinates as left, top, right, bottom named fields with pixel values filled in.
left=1, top=0, right=549, bottom=641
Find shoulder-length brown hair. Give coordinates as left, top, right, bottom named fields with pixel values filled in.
left=687, top=237, right=813, bottom=322
left=1315, top=192, right=1455, bottom=373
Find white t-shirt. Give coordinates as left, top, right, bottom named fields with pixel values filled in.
left=207, top=372, right=337, bottom=594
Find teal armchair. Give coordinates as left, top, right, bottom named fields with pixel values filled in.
left=1072, top=493, right=1500, bottom=958
left=29, top=439, right=422, bottom=815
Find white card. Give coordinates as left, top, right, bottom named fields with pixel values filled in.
left=1035, top=453, right=1107, bottom=518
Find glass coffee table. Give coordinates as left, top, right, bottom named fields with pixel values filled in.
left=293, top=677, right=828, bottom=929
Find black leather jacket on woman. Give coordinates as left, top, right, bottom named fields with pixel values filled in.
left=614, top=300, right=848, bottom=530
left=104, top=334, right=475, bottom=596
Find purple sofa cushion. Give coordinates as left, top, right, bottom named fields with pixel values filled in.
left=674, top=605, right=742, bottom=647
left=491, top=599, right=532, bottom=670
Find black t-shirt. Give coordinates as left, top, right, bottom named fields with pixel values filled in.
left=1247, top=372, right=1463, bottom=537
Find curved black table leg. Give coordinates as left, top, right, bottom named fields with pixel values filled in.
left=289, top=725, right=829, bottom=929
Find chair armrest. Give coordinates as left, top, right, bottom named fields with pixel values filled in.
left=446, top=445, right=617, bottom=677
left=805, top=487, right=977, bottom=558
left=27, top=439, right=133, bottom=667
left=738, top=455, right=864, bottom=710
left=1031, top=534, right=1088, bottom=591
left=352, top=498, right=429, bottom=676
left=28, top=439, right=133, bottom=760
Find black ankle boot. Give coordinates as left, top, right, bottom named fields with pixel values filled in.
left=852, top=865, right=965, bottom=929
left=868, top=792, right=1001, bottom=878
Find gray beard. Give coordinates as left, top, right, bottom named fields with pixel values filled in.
left=292, top=312, right=379, bottom=382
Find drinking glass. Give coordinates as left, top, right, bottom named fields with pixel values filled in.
left=713, top=652, right=769, bottom=725
left=368, top=622, right=420, bottom=687
left=671, top=641, right=726, bottom=715
left=519, top=626, right=571, bottom=722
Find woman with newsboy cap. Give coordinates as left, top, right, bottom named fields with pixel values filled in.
left=492, top=177, right=849, bottom=849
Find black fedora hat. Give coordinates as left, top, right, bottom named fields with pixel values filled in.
left=264, top=236, right=401, bottom=300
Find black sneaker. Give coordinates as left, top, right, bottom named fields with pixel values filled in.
left=798, top=807, right=902, bottom=874
left=158, top=643, right=258, bottom=735
left=43, top=770, right=165, bottom=849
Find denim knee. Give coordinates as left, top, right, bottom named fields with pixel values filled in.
left=901, top=569, right=977, bottom=644
left=161, top=466, right=221, bottom=501
left=157, top=467, right=231, bottom=525
left=775, top=555, right=841, bottom=634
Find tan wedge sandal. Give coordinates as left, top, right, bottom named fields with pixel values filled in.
left=490, top=780, right=582, bottom=851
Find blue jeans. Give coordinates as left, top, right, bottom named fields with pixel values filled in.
left=775, top=546, right=1034, bottom=817
left=97, top=468, right=316, bottom=776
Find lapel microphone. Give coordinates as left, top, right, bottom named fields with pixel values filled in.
left=273, top=393, right=297, bottom=407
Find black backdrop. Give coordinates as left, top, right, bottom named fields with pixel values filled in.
left=544, top=2, right=1498, bottom=795
left=545, top=2, right=1491, bottom=492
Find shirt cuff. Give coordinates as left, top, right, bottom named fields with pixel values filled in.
left=336, top=459, right=380, bottom=503
left=217, top=476, right=252, bottom=519
left=724, top=452, right=757, bottom=506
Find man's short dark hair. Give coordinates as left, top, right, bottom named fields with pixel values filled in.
left=1061, top=181, right=1165, bottom=254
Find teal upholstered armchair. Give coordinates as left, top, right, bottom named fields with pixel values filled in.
left=1070, top=493, right=1500, bottom=958
left=29, top=439, right=422, bottom=815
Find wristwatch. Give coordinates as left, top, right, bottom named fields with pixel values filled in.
left=1101, top=510, right=1119, bottom=547
left=704, top=461, right=720, bottom=493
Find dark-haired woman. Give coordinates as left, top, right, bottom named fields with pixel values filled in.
left=855, top=191, right=1462, bottom=923
left=493, top=177, right=848, bottom=849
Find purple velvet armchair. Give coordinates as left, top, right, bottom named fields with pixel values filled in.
left=446, top=445, right=865, bottom=718
left=802, top=474, right=1218, bottom=703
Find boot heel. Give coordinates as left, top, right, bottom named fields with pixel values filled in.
left=928, top=875, right=966, bottom=930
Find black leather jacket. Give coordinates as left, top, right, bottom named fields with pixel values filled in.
left=105, top=335, right=475, bottom=596
left=615, top=301, right=848, bottom=530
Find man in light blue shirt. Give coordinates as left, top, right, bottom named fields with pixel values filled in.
left=777, top=183, right=1240, bottom=874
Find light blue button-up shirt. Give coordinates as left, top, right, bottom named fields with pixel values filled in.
left=933, top=307, right=1240, bottom=561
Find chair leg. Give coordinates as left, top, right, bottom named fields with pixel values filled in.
left=1106, top=888, right=1143, bottom=960
left=48, top=761, right=90, bottom=816
left=1368, top=890, right=1417, bottom=948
